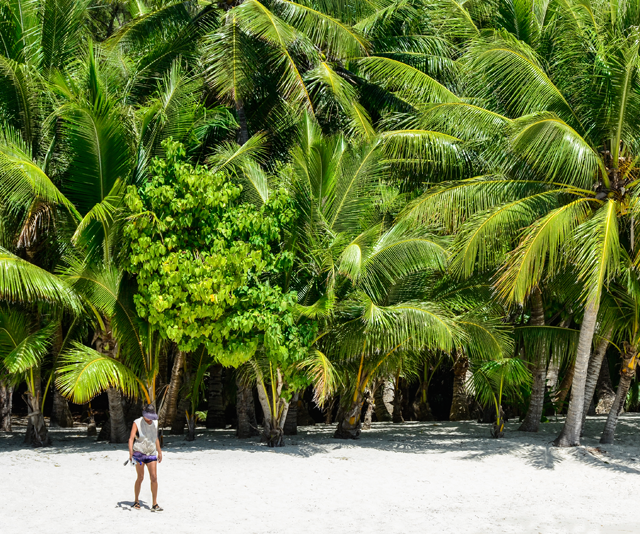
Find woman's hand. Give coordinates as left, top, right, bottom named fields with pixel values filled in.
left=158, top=450, right=163, bottom=463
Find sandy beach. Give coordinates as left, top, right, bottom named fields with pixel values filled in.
left=1, top=415, right=639, bottom=534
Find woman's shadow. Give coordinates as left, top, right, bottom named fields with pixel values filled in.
left=116, top=500, right=151, bottom=511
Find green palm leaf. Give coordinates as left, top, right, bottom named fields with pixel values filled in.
left=56, top=342, right=144, bottom=403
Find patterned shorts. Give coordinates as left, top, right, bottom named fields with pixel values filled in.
left=133, top=451, right=157, bottom=464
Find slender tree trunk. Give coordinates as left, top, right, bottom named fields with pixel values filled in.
left=412, top=365, right=435, bottom=421
left=206, top=364, right=225, bottom=429
left=186, top=413, right=196, bottom=441
left=50, top=323, right=73, bottom=428
left=171, top=393, right=188, bottom=436
left=157, top=347, right=168, bottom=402
left=324, top=396, right=336, bottom=424
left=392, top=377, right=404, bottom=423
left=600, top=342, right=638, bottom=444
left=159, top=349, right=186, bottom=428
left=236, top=100, right=249, bottom=145
left=106, top=387, right=128, bottom=443
left=519, top=288, right=547, bottom=432
left=94, top=320, right=128, bottom=443
left=284, top=391, right=298, bottom=436
left=236, top=376, right=258, bottom=438
left=555, top=359, right=576, bottom=410
left=450, top=354, right=471, bottom=421
left=24, top=389, right=50, bottom=447
left=595, top=353, right=616, bottom=414
left=255, top=374, right=289, bottom=447
left=580, top=330, right=612, bottom=436
left=554, top=301, right=599, bottom=447
left=373, top=380, right=393, bottom=422
left=86, top=402, right=97, bottom=437
left=0, top=381, right=12, bottom=432
left=50, top=387, right=74, bottom=428
left=334, top=393, right=365, bottom=439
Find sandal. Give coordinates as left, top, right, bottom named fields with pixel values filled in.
left=151, top=504, right=163, bottom=512
left=133, top=502, right=141, bottom=510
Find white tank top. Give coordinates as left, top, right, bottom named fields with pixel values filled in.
left=133, top=417, right=158, bottom=455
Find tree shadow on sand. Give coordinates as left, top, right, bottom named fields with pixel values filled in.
left=3, top=415, right=640, bottom=476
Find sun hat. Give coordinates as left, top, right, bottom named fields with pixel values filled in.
left=142, top=404, right=159, bottom=420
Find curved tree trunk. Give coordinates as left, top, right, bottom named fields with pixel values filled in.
left=93, top=320, right=128, bottom=443
left=595, top=353, right=616, bottom=414
left=236, top=376, right=258, bottom=438
left=334, top=394, right=364, bottom=439
left=600, top=342, right=638, bottom=444
left=205, top=364, right=225, bottom=429
left=519, top=288, right=547, bottom=432
left=324, top=396, right=336, bottom=424
left=51, top=387, right=74, bottom=428
left=0, top=381, right=12, bottom=432
left=554, top=301, right=599, bottom=447
left=283, top=392, right=298, bottom=436
left=106, top=387, right=128, bottom=443
left=24, top=389, right=50, bottom=447
left=554, top=359, right=576, bottom=411
left=255, top=374, right=290, bottom=447
left=392, top=378, right=404, bottom=423
left=362, top=391, right=374, bottom=430
left=171, top=393, right=188, bottom=436
left=450, top=354, right=471, bottom=421
left=159, top=349, right=186, bottom=428
left=579, top=330, right=612, bottom=436
left=412, top=365, right=435, bottom=422
left=373, top=380, right=393, bottom=422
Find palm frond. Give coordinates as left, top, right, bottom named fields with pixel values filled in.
left=0, top=247, right=81, bottom=311
left=56, top=342, right=143, bottom=403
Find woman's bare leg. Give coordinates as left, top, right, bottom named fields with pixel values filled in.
left=147, top=461, right=158, bottom=506
left=134, top=462, right=145, bottom=503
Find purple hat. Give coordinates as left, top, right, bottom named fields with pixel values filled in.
left=142, top=404, right=158, bottom=420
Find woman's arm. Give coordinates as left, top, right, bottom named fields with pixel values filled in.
left=155, top=437, right=162, bottom=463
left=128, top=422, right=138, bottom=462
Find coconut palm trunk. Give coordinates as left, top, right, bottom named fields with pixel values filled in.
left=93, top=321, right=129, bottom=443
left=0, top=381, right=12, bottom=432
left=450, top=353, right=471, bottom=421
left=171, top=393, right=189, bottom=436
left=255, top=370, right=290, bottom=447
left=554, top=301, right=599, bottom=447
left=373, top=380, right=393, bottom=421
left=579, top=330, right=612, bottom=436
left=206, top=364, right=225, bottom=429
left=24, top=387, right=50, bottom=447
left=392, top=376, right=404, bottom=423
left=519, top=288, right=546, bottom=432
left=284, top=391, right=298, bottom=436
left=106, top=386, right=128, bottom=443
left=334, top=392, right=365, bottom=439
left=236, top=376, right=257, bottom=438
left=159, top=349, right=186, bottom=428
left=412, top=364, right=436, bottom=421
left=600, top=342, right=638, bottom=444
left=51, top=387, right=74, bottom=428
left=595, top=354, right=616, bottom=414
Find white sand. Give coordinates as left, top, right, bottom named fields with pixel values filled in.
left=1, top=415, right=639, bottom=534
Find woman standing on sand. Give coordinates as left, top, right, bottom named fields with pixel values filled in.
left=128, top=404, right=163, bottom=512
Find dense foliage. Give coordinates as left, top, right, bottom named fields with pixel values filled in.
left=1, top=0, right=640, bottom=450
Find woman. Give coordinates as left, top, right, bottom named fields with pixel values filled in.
left=128, top=404, right=163, bottom=511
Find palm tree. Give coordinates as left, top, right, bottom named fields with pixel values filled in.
left=396, top=1, right=640, bottom=447
left=0, top=309, right=56, bottom=446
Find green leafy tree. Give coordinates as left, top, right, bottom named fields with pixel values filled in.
left=124, top=140, right=313, bottom=409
